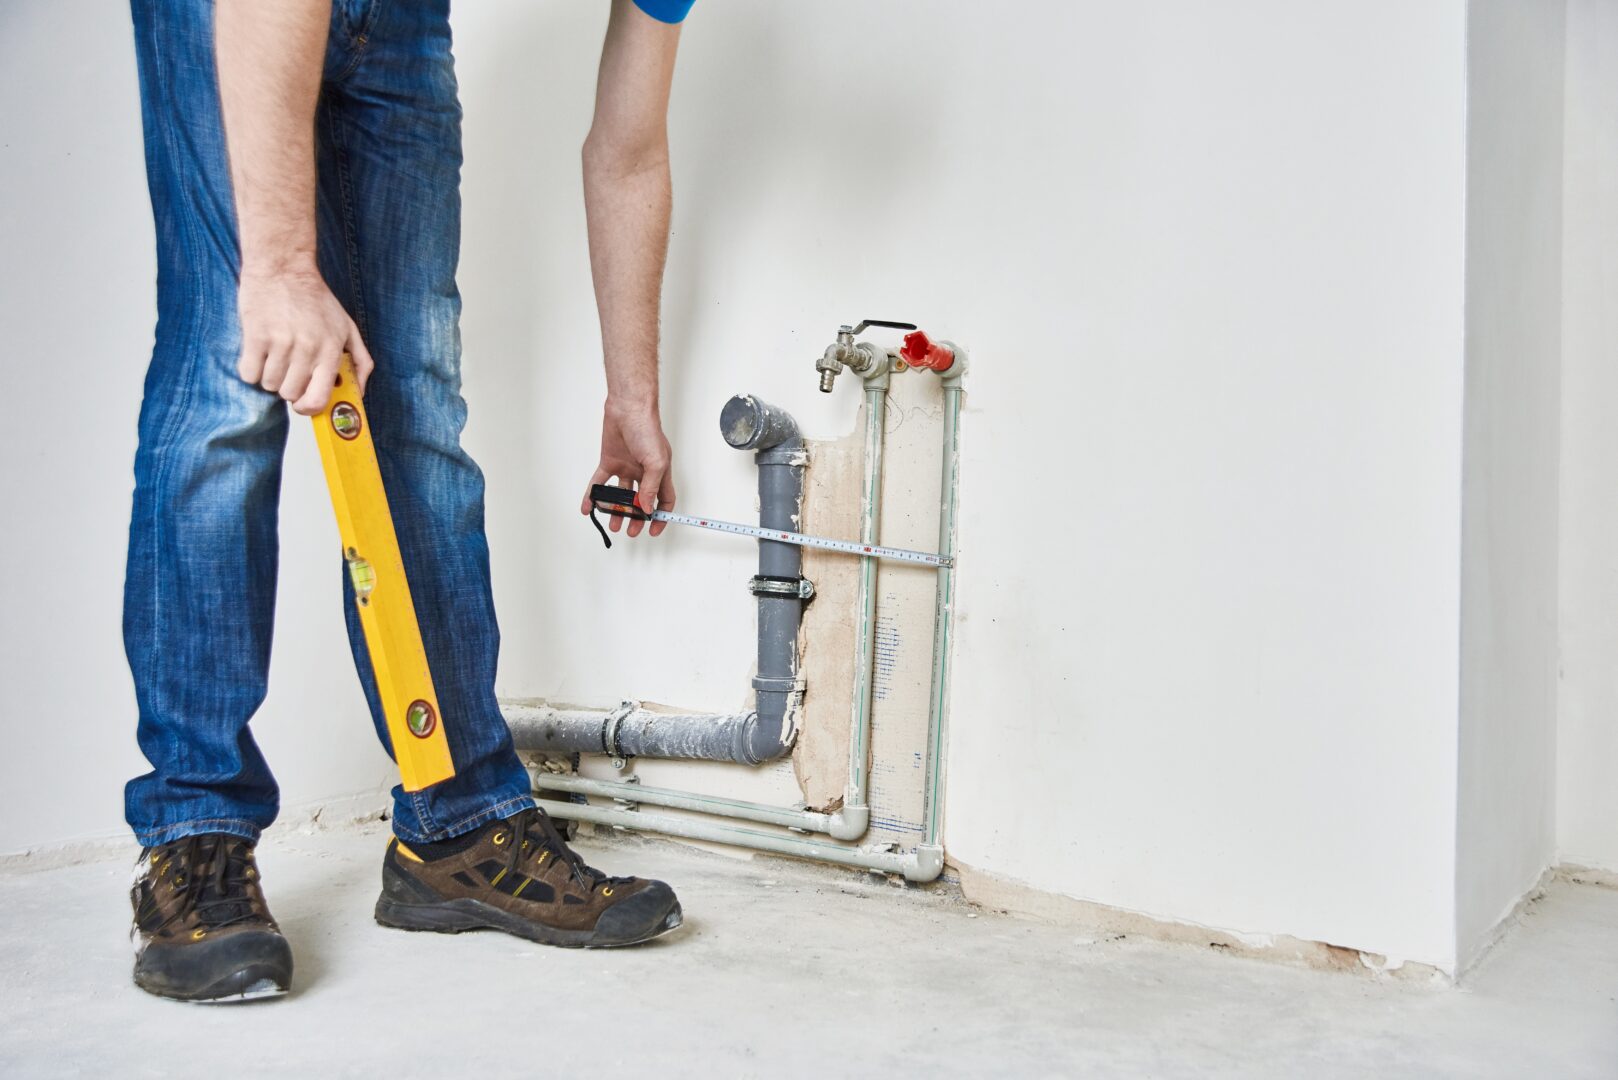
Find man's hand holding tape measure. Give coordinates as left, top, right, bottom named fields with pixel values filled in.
left=581, top=398, right=677, bottom=541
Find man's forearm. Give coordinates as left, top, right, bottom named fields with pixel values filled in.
left=582, top=0, right=682, bottom=414
left=578, top=0, right=681, bottom=530
left=215, top=0, right=329, bottom=274
left=583, top=145, right=671, bottom=412
left=215, top=0, right=373, bottom=414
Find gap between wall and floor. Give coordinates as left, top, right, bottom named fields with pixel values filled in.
left=9, top=783, right=1611, bottom=985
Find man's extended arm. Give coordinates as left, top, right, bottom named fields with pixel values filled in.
left=216, top=0, right=372, bottom=416
left=578, top=0, right=683, bottom=539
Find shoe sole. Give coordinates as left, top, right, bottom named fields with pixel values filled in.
left=374, top=895, right=683, bottom=949
left=134, top=964, right=291, bottom=1003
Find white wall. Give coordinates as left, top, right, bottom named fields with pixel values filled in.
left=0, top=2, right=394, bottom=855
left=1558, top=0, right=1618, bottom=875
left=451, top=0, right=1472, bottom=969
left=7, top=0, right=1589, bottom=976
left=1455, top=0, right=1567, bottom=968
left=935, top=3, right=1470, bottom=966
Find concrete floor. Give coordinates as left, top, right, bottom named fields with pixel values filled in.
left=1, top=822, right=1614, bottom=1078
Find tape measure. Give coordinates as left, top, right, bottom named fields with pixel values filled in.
left=589, top=484, right=953, bottom=568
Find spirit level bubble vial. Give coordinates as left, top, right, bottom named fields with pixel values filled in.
left=311, top=355, right=455, bottom=791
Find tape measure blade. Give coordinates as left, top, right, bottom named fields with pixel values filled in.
left=651, top=509, right=950, bottom=567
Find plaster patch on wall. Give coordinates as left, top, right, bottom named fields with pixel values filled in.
left=793, top=373, right=946, bottom=842
left=863, top=377, right=947, bottom=845
left=793, top=413, right=864, bottom=809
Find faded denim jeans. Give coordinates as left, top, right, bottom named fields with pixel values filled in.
left=123, top=0, right=534, bottom=847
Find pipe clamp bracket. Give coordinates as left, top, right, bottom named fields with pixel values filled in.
left=601, top=700, right=637, bottom=757
left=750, top=575, right=814, bottom=601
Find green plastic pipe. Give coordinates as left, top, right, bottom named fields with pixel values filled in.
left=921, top=351, right=965, bottom=850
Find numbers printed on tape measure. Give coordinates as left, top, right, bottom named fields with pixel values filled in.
left=653, top=510, right=953, bottom=567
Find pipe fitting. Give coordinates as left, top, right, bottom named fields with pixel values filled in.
left=827, top=804, right=870, bottom=842
left=720, top=394, right=802, bottom=452
left=854, top=343, right=890, bottom=381
left=816, top=341, right=852, bottom=394
left=816, top=329, right=891, bottom=393
left=860, top=347, right=893, bottom=392
left=936, top=341, right=968, bottom=388
left=907, top=844, right=946, bottom=883
left=755, top=444, right=809, bottom=468
left=737, top=689, right=801, bottom=765
left=900, top=331, right=956, bottom=374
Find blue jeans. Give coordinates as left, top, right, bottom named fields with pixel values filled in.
left=123, top=0, right=534, bottom=847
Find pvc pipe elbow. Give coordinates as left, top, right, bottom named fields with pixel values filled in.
left=736, top=704, right=797, bottom=766
left=905, top=844, right=945, bottom=883
left=721, top=394, right=802, bottom=453
left=937, top=341, right=968, bottom=387
left=827, top=804, right=870, bottom=841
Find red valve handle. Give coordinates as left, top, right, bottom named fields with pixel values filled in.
left=900, top=331, right=956, bottom=373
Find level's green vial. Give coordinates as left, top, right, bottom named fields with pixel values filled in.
left=330, top=402, right=362, bottom=440
left=345, top=552, right=375, bottom=605
left=406, top=700, right=437, bottom=739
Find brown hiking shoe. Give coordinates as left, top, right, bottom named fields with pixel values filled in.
left=374, top=807, right=682, bottom=948
left=130, top=834, right=292, bottom=1002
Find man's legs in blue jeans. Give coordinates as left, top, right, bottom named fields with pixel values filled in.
left=314, top=0, right=535, bottom=841
left=123, top=0, right=532, bottom=850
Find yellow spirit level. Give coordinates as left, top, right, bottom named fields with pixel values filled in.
left=311, top=355, right=455, bottom=791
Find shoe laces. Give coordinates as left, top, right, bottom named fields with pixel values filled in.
left=504, top=808, right=628, bottom=893
left=149, top=834, right=260, bottom=933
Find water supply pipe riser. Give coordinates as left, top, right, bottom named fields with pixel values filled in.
left=843, top=359, right=893, bottom=825
left=921, top=343, right=965, bottom=852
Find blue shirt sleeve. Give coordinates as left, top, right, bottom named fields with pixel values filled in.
left=632, top=0, right=695, bottom=23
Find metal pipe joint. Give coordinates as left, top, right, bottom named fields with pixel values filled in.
left=816, top=329, right=892, bottom=393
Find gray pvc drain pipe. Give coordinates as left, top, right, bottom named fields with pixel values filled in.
left=723, top=394, right=809, bottom=764
left=507, top=394, right=808, bottom=766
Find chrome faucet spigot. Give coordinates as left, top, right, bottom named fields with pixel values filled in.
left=815, top=319, right=917, bottom=393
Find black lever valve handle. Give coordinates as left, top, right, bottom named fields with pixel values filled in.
left=848, top=319, right=918, bottom=335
